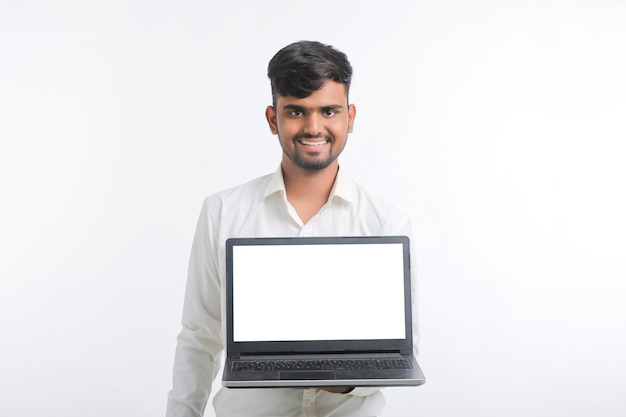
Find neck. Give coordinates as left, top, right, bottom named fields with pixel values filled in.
left=282, top=162, right=338, bottom=200
left=281, top=160, right=339, bottom=223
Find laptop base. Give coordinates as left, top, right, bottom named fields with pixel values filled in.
left=223, top=353, right=425, bottom=388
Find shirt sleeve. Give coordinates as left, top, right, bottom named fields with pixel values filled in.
left=166, top=199, right=224, bottom=417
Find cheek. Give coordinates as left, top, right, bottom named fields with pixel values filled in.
left=277, top=119, right=296, bottom=134
left=330, top=121, right=351, bottom=136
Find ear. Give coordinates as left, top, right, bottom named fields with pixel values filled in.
left=265, top=105, right=278, bottom=135
left=347, top=103, right=357, bottom=133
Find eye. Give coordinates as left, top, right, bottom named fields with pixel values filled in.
left=323, top=109, right=337, bottom=117
left=288, top=110, right=303, bottom=117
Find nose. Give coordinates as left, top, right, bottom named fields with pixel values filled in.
left=303, top=113, right=323, bottom=136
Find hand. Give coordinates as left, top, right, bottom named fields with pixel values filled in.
left=321, top=387, right=354, bottom=394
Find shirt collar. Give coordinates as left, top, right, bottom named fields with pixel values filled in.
left=330, top=167, right=357, bottom=205
left=262, top=166, right=287, bottom=200
left=262, top=165, right=357, bottom=205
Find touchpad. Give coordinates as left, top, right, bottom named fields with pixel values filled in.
left=280, top=371, right=335, bottom=380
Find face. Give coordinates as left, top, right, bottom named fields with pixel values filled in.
left=266, top=81, right=356, bottom=173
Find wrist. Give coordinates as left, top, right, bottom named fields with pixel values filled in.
left=322, top=386, right=354, bottom=394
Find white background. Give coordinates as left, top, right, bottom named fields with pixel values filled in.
left=1, top=1, right=625, bottom=416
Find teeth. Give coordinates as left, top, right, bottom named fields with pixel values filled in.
left=300, top=140, right=328, bottom=146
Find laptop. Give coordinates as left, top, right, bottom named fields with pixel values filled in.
left=222, top=235, right=425, bottom=388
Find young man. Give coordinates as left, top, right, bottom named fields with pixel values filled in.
left=167, top=40, right=417, bottom=417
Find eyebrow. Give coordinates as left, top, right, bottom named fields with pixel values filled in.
left=281, top=104, right=345, bottom=112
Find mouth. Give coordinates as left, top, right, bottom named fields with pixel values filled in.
left=297, top=139, right=329, bottom=146
left=294, top=135, right=332, bottom=147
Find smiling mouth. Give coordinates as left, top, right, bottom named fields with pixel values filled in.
left=298, top=139, right=328, bottom=146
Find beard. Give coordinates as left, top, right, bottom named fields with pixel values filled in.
left=280, top=133, right=343, bottom=171
left=288, top=153, right=336, bottom=170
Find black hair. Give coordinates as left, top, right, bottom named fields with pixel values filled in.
left=267, top=40, right=352, bottom=105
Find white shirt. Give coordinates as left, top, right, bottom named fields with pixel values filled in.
left=166, top=167, right=418, bottom=417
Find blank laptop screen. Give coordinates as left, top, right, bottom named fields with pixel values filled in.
left=232, top=242, right=406, bottom=342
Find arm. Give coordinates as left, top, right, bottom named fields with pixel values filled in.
left=167, top=199, right=224, bottom=417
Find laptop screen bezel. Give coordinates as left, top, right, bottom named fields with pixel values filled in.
left=225, top=235, right=414, bottom=355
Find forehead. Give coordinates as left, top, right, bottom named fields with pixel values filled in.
left=276, top=81, right=348, bottom=109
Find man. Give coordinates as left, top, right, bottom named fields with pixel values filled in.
left=167, top=40, right=417, bottom=417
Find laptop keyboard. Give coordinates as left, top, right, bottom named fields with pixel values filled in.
left=232, top=357, right=412, bottom=372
